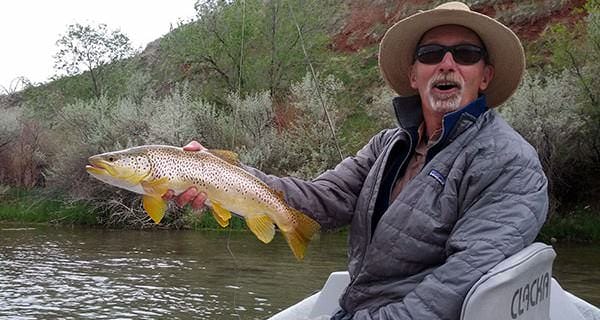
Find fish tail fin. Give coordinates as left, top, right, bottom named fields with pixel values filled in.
left=282, top=208, right=320, bottom=261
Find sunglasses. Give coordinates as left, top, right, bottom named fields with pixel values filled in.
left=415, top=44, right=487, bottom=65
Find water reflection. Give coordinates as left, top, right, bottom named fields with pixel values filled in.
left=553, top=244, right=600, bottom=307
left=0, top=224, right=598, bottom=319
left=0, top=225, right=347, bottom=319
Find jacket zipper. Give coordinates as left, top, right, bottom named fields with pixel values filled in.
left=340, top=129, right=414, bottom=310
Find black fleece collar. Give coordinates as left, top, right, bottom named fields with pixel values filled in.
left=392, top=94, right=488, bottom=139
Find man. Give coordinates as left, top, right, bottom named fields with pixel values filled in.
left=166, top=2, right=548, bottom=319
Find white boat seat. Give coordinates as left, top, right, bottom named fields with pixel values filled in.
left=460, top=242, right=556, bottom=320
left=269, top=271, right=349, bottom=320
left=270, top=242, right=599, bottom=320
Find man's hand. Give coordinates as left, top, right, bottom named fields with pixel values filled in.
left=161, top=141, right=208, bottom=210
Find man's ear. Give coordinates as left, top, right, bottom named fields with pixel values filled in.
left=479, top=64, right=495, bottom=91
left=409, top=64, right=418, bottom=90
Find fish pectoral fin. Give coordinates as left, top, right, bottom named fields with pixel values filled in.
left=246, top=214, right=276, bottom=244
left=142, top=195, right=168, bottom=224
left=123, top=169, right=147, bottom=185
left=140, top=177, right=170, bottom=195
left=208, top=149, right=241, bottom=166
left=211, top=202, right=232, bottom=228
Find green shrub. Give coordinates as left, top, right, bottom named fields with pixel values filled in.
left=40, top=73, right=344, bottom=228
left=501, top=1, right=600, bottom=211
left=365, top=85, right=397, bottom=130
left=275, top=73, right=346, bottom=178
left=538, top=205, right=600, bottom=243
left=500, top=71, right=589, bottom=212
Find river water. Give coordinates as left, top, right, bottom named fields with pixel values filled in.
left=0, top=224, right=598, bottom=319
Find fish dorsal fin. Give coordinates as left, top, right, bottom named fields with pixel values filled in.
left=275, top=189, right=286, bottom=202
left=208, top=149, right=241, bottom=166
left=142, top=195, right=168, bottom=224
left=246, top=214, right=276, bottom=244
left=210, top=202, right=232, bottom=228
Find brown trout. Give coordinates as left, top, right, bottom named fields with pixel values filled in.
left=85, top=145, right=320, bottom=260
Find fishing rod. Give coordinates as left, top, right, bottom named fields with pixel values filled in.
left=287, top=1, right=344, bottom=161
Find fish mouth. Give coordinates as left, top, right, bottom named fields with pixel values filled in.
left=86, top=158, right=115, bottom=176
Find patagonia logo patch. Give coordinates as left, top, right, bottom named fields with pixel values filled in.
left=429, top=169, right=446, bottom=186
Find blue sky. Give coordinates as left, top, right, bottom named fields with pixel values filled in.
left=0, top=0, right=197, bottom=92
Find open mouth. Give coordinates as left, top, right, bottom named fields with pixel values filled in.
left=433, top=81, right=460, bottom=92
left=85, top=158, right=112, bottom=175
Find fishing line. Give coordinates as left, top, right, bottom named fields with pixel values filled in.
left=226, top=222, right=242, bottom=319
left=227, top=2, right=246, bottom=317
left=231, top=0, right=246, bottom=149
left=287, top=1, right=344, bottom=161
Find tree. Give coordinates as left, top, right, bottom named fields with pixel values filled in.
left=54, top=23, right=136, bottom=98
left=160, top=0, right=336, bottom=102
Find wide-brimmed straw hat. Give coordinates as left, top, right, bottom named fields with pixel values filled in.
left=378, top=1, right=525, bottom=108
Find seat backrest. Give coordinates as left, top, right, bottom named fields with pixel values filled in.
left=309, top=271, right=350, bottom=318
left=461, top=243, right=556, bottom=320
left=268, top=271, right=350, bottom=320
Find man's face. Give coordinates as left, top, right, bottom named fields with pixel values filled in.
left=409, top=25, right=494, bottom=115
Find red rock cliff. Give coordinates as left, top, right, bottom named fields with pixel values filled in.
left=331, top=0, right=588, bottom=52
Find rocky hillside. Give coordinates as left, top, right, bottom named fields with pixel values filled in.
left=331, top=0, right=588, bottom=52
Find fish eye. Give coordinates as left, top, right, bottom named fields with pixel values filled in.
left=108, top=156, right=115, bottom=162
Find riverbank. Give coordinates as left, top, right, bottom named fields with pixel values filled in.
left=1, top=189, right=599, bottom=243
left=0, top=189, right=96, bottom=225
left=537, top=205, right=600, bottom=244
left=0, top=188, right=248, bottom=230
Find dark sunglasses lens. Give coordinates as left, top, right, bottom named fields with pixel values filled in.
left=453, top=46, right=484, bottom=64
left=416, top=46, right=445, bottom=64
left=416, top=45, right=485, bottom=65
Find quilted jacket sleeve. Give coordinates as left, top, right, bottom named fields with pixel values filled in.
left=244, top=130, right=389, bottom=229
left=352, top=138, right=549, bottom=320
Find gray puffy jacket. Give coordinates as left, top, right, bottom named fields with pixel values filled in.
left=248, top=95, right=548, bottom=320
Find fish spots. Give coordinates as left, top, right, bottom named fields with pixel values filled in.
left=99, top=150, right=152, bottom=179
left=138, top=146, right=291, bottom=220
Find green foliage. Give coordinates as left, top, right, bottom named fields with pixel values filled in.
left=159, top=0, right=336, bottom=102
left=0, top=107, right=25, bottom=186
left=4, top=0, right=600, bottom=233
left=275, top=74, right=346, bottom=178
left=499, top=1, right=600, bottom=212
left=0, top=106, right=20, bottom=150
left=0, top=106, right=48, bottom=189
left=500, top=71, right=591, bottom=211
left=538, top=205, right=600, bottom=243
left=339, top=110, right=380, bottom=155
left=39, top=73, right=343, bottom=227
left=0, top=188, right=96, bottom=225
left=224, top=91, right=277, bottom=167
left=182, top=208, right=248, bottom=230
left=19, top=73, right=96, bottom=119
left=322, top=46, right=389, bottom=154
left=501, top=76, right=596, bottom=208
left=543, top=2, right=599, bottom=106
left=54, top=23, right=137, bottom=98
left=587, top=0, right=600, bottom=48
left=364, top=86, right=397, bottom=130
